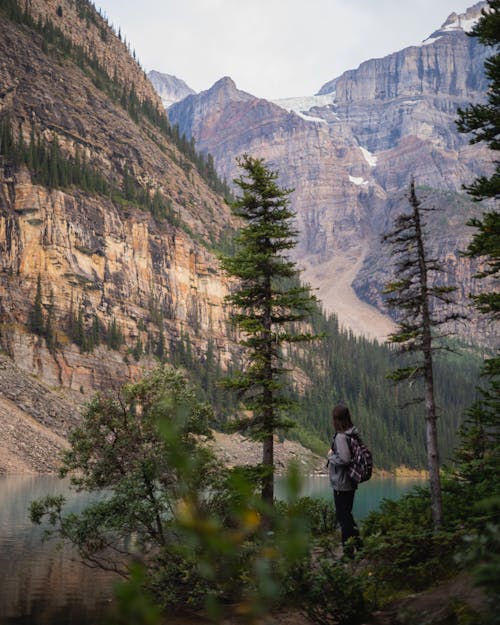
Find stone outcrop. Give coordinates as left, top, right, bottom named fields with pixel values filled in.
left=166, top=3, right=495, bottom=345
left=148, top=71, right=196, bottom=109
left=0, top=2, right=236, bottom=396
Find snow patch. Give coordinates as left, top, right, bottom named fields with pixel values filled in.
left=272, top=93, right=335, bottom=117
left=422, top=35, right=443, bottom=46
left=294, top=111, right=327, bottom=124
left=359, top=147, right=377, bottom=168
left=349, top=176, right=368, bottom=186
left=419, top=6, right=482, bottom=46
left=442, top=15, right=479, bottom=33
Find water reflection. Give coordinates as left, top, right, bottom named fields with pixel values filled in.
left=0, top=475, right=116, bottom=625
left=0, top=474, right=424, bottom=625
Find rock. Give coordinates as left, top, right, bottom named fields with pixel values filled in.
left=148, top=71, right=196, bottom=109
left=0, top=6, right=236, bottom=391
left=167, top=2, right=494, bottom=346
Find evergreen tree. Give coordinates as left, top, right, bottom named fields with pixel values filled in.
left=45, top=288, right=56, bottom=352
left=106, top=317, right=123, bottom=350
left=220, top=155, right=319, bottom=505
left=156, top=325, right=165, bottom=361
left=132, top=338, right=143, bottom=361
left=455, top=0, right=500, bottom=509
left=28, top=275, right=45, bottom=335
left=456, top=0, right=500, bottom=317
left=382, top=181, right=462, bottom=527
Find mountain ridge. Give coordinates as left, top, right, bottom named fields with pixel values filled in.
left=0, top=0, right=236, bottom=395
left=165, top=1, right=495, bottom=346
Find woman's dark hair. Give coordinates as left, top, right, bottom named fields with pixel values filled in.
left=332, top=404, right=353, bottom=432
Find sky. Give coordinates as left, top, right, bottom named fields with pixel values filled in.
left=95, top=0, right=479, bottom=100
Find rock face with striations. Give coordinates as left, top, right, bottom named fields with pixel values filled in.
left=0, top=0, right=235, bottom=398
left=167, top=2, right=495, bottom=345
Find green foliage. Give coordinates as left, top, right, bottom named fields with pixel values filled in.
left=454, top=496, right=500, bottom=625
left=170, top=332, right=239, bottom=423
left=164, top=462, right=317, bottom=620
left=0, top=116, right=110, bottom=193
left=66, top=300, right=103, bottom=353
left=382, top=182, right=462, bottom=372
left=30, top=366, right=217, bottom=569
left=28, top=363, right=367, bottom=624
left=456, top=0, right=500, bottom=197
left=220, top=155, right=320, bottom=502
left=107, top=563, right=162, bottom=625
left=295, top=309, right=481, bottom=469
left=132, top=338, right=143, bottom=361
left=456, top=0, right=500, bottom=318
left=453, top=14, right=500, bottom=608
left=27, top=274, right=44, bottom=335
left=298, top=558, right=367, bottom=625
left=25, top=275, right=60, bottom=351
left=381, top=181, right=464, bottom=525
left=275, top=496, right=336, bottom=535
left=0, top=0, right=231, bottom=202
left=105, top=317, right=124, bottom=351
left=362, top=488, right=462, bottom=600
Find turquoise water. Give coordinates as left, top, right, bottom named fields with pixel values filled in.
left=0, top=474, right=425, bottom=624
left=276, top=473, right=425, bottom=519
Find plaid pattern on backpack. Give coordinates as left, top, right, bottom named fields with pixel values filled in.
left=347, top=433, right=373, bottom=483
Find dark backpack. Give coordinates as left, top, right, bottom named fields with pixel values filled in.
left=347, top=433, right=373, bottom=484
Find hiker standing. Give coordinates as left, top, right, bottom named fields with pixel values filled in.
left=327, top=403, right=362, bottom=557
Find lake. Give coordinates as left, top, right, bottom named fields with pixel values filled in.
left=0, top=474, right=424, bottom=625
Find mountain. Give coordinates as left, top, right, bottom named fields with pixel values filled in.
left=167, top=2, right=495, bottom=345
left=0, top=0, right=486, bottom=474
left=0, top=0, right=234, bottom=396
left=148, top=70, right=196, bottom=109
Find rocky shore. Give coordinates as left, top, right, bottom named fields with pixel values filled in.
left=0, top=354, right=324, bottom=475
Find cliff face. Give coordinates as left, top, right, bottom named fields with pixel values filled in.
left=0, top=2, right=235, bottom=394
left=148, top=71, right=196, bottom=109
left=167, top=3, right=494, bottom=344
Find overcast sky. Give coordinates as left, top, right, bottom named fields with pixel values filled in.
left=96, top=0, right=479, bottom=100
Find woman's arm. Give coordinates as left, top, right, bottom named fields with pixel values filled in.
left=328, top=433, right=352, bottom=466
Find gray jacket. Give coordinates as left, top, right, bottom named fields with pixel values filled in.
left=327, top=426, right=358, bottom=492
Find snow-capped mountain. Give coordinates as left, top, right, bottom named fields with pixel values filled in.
left=147, top=70, right=195, bottom=109
left=163, top=3, right=494, bottom=344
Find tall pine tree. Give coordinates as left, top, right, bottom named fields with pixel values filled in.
left=28, top=274, right=45, bottom=336
left=220, top=155, right=319, bottom=505
left=455, top=0, right=499, bottom=500
left=383, top=181, right=462, bottom=527
left=456, top=0, right=499, bottom=316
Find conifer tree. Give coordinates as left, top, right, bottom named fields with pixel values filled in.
left=45, top=288, right=56, bottom=352
left=455, top=0, right=499, bottom=496
left=382, top=181, right=462, bottom=527
left=28, top=275, right=45, bottom=335
left=220, top=155, right=318, bottom=505
left=456, top=0, right=499, bottom=316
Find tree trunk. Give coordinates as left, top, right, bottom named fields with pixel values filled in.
left=423, top=345, right=442, bottom=527
left=414, top=185, right=443, bottom=528
left=425, top=412, right=442, bottom=527
left=261, top=271, right=274, bottom=507
left=262, top=433, right=274, bottom=506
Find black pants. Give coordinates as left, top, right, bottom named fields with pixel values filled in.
left=334, top=489, right=361, bottom=553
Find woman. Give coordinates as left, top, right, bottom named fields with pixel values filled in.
left=327, top=403, right=362, bottom=557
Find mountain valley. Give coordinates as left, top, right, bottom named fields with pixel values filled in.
left=165, top=2, right=495, bottom=345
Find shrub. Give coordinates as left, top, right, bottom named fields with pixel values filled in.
left=300, top=558, right=367, bottom=625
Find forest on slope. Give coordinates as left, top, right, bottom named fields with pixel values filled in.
left=0, top=0, right=485, bottom=472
